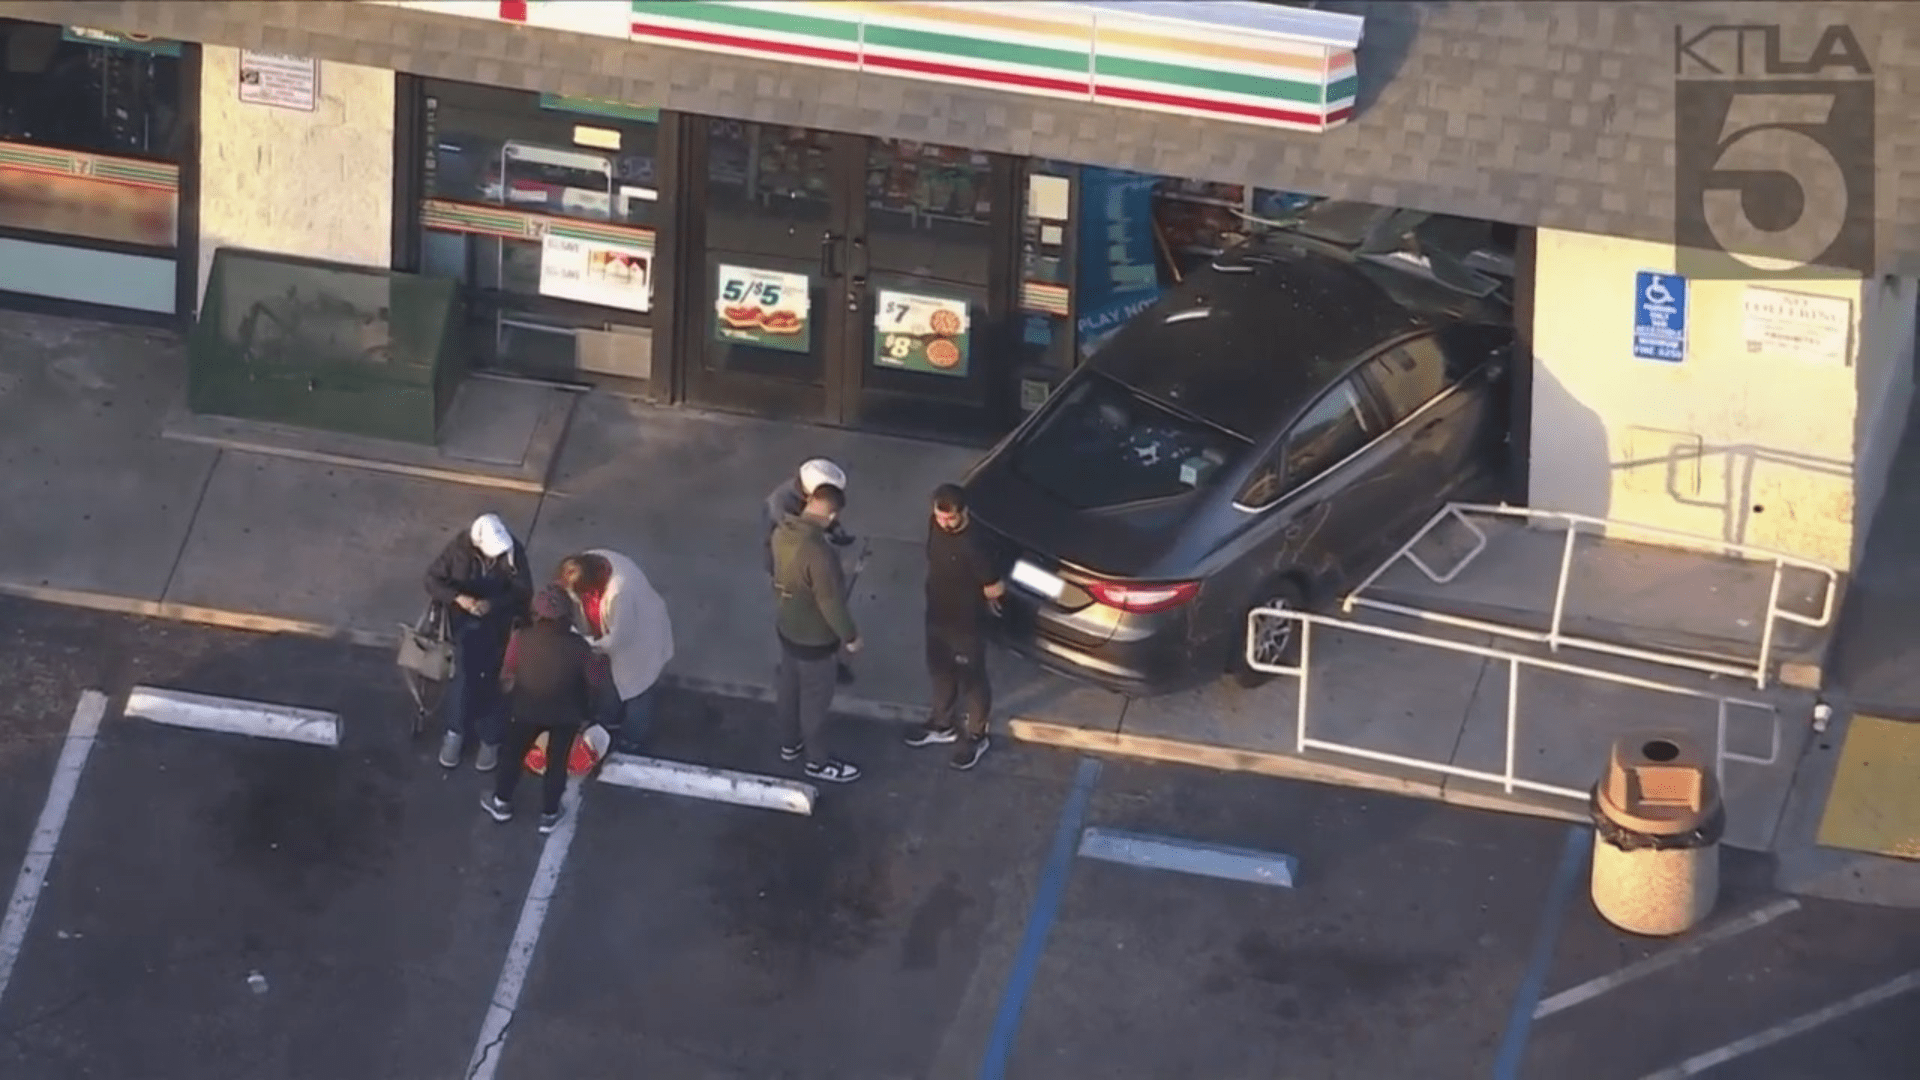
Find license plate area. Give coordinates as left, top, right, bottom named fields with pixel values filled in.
left=1010, top=558, right=1066, bottom=602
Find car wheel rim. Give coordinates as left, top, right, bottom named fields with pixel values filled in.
left=1253, top=597, right=1294, bottom=665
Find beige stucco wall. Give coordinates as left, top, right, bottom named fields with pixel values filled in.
left=1529, top=228, right=1871, bottom=571
left=196, top=46, right=394, bottom=309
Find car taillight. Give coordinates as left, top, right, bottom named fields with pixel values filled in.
left=1087, top=580, right=1200, bottom=614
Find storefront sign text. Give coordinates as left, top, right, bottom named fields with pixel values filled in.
left=540, top=233, right=652, bottom=313
left=874, top=290, right=971, bottom=377
left=62, top=26, right=183, bottom=57
left=714, top=264, right=811, bottom=353
left=239, top=51, right=319, bottom=112
left=1631, top=270, right=1688, bottom=364
left=1742, top=287, right=1852, bottom=366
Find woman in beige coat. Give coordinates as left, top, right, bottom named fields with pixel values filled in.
left=558, top=549, right=675, bottom=750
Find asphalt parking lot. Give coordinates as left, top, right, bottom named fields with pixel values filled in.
left=1, top=596, right=1918, bottom=1080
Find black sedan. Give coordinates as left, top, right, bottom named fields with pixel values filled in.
left=964, top=219, right=1515, bottom=695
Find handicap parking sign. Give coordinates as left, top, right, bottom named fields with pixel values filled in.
left=1632, top=270, right=1688, bottom=363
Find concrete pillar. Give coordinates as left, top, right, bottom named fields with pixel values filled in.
left=1527, top=229, right=1917, bottom=575
left=196, top=46, right=395, bottom=312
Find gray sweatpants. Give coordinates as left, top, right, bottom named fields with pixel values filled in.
left=776, top=647, right=839, bottom=766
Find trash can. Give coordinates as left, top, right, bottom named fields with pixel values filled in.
left=1589, top=732, right=1723, bottom=937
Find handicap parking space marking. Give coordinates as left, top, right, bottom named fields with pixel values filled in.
left=1491, top=825, right=1589, bottom=1080
left=597, top=753, right=817, bottom=815
left=1533, top=897, right=1803, bottom=1021
left=0, top=690, right=107, bottom=1007
left=124, top=685, right=340, bottom=748
left=1076, top=827, right=1297, bottom=889
left=1636, top=967, right=1920, bottom=1080
left=978, top=756, right=1102, bottom=1080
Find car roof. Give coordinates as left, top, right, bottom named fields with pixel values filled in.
left=1087, top=238, right=1494, bottom=439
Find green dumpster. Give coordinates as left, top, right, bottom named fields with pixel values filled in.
left=188, top=247, right=465, bottom=445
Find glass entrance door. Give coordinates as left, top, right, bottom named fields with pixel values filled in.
left=685, top=121, right=1018, bottom=440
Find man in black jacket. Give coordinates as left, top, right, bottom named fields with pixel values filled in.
left=425, top=513, right=533, bottom=772
left=906, top=484, right=1005, bottom=770
left=482, top=586, right=594, bottom=833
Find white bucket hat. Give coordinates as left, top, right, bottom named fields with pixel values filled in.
left=469, top=513, right=514, bottom=558
left=798, top=458, right=847, bottom=494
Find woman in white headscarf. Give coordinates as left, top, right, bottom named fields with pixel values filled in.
left=557, top=548, right=675, bottom=749
left=424, top=513, right=532, bottom=771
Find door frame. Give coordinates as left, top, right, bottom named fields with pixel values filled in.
left=672, top=116, right=1022, bottom=440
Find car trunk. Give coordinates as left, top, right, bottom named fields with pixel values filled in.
left=965, top=461, right=1202, bottom=582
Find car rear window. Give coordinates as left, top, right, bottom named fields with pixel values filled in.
left=1010, top=372, right=1249, bottom=509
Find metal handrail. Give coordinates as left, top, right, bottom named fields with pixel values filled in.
left=1341, top=502, right=1843, bottom=690
left=1246, top=607, right=1780, bottom=801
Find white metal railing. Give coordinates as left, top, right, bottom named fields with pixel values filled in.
left=1341, top=503, right=1842, bottom=690
left=1245, top=607, right=1782, bottom=802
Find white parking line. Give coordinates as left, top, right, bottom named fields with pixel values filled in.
left=1076, top=827, right=1297, bottom=888
left=466, top=776, right=585, bottom=1080
left=125, top=686, right=340, bottom=748
left=597, top=754, right=817, bottom=816
left=0, top=691, right=107, bottom=1006
left=1636, top=968, right=1920, bottom=1079
left=1534, top=898, right=1802, bottom=1020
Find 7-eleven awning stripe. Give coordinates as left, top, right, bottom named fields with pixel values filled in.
left=500, top=1, right=528, bottom=21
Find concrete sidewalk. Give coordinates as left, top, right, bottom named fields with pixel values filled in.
left=7, top=309, right=1920, bottom=899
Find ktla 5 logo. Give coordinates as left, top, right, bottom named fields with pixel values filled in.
left=1674, top=23, right=1874, bottom=278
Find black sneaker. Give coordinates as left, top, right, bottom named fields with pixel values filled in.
left=538, top=808, right=566, bottom=834
left=804, top=759, right=862, bottom=784
left=480, top=794, right=512, bottom=822
left=950, top=735, right=989, bottom=771
left=905, top=725, right=959, bottom=748
left=779, top=741, right=805, bottom=762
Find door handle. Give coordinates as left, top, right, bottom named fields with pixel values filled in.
left=819, top=231, right=842, bottom=280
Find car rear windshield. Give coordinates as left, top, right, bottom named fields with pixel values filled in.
left=1010, top=372, right=1249, bottom=510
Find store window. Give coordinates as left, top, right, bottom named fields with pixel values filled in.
left=416, top=81, right=663, bottom=376
left=0, top=21, right=184, bottom=250
left=1016, top=159, right=1076, bottom=413
left=1069, top=168, right=1320, bottom=363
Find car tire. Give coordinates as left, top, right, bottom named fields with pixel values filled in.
left=1232, top=578, right=1307, bottom=689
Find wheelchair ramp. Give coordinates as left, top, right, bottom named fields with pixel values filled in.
left=1344, top=504, right=1839, bottom=690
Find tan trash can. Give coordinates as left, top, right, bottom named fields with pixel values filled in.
left=1589, top=733, right=1723, bottom=937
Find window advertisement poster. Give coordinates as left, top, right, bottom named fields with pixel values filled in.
left=713, top=264, right=811, bottom=353
left=238, top=50, right=319, bottom=112
left=874, top=290, right=972, bottom=377
left=1075, top=166, right=1164, bottom=360
left=539, top=233, right=652, bottom=312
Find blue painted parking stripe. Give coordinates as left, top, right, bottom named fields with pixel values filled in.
left=1492, top=825, right=1589, bottom=1080
left=1077, top=827, right=1297, bottom=888
left=977, top=756, right=1102, bottom=1080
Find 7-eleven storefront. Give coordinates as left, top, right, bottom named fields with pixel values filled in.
left=385, top=0, right=1362, bottom=442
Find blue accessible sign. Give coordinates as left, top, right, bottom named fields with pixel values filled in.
left=1632, top=270, right=1688, bottom=363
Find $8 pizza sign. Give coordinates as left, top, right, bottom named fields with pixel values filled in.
left=874, top=290, right=969, bottom=375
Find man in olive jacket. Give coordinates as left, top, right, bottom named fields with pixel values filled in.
left=769, top=483, right=863, bottom=784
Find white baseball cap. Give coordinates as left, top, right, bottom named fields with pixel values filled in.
left=798, top=458, right=848, bottom=494
left=469, top=513, right=514, bottom=558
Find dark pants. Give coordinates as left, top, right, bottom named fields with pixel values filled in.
left=926, top=629, right=991, bottom=740
left=444, top=619, right=509, bottom=745
left=776, top=645, right=839, bottom=766
left=595, top=675, right=659, bottom=751
left=493, top=721, right=578, bottom=815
